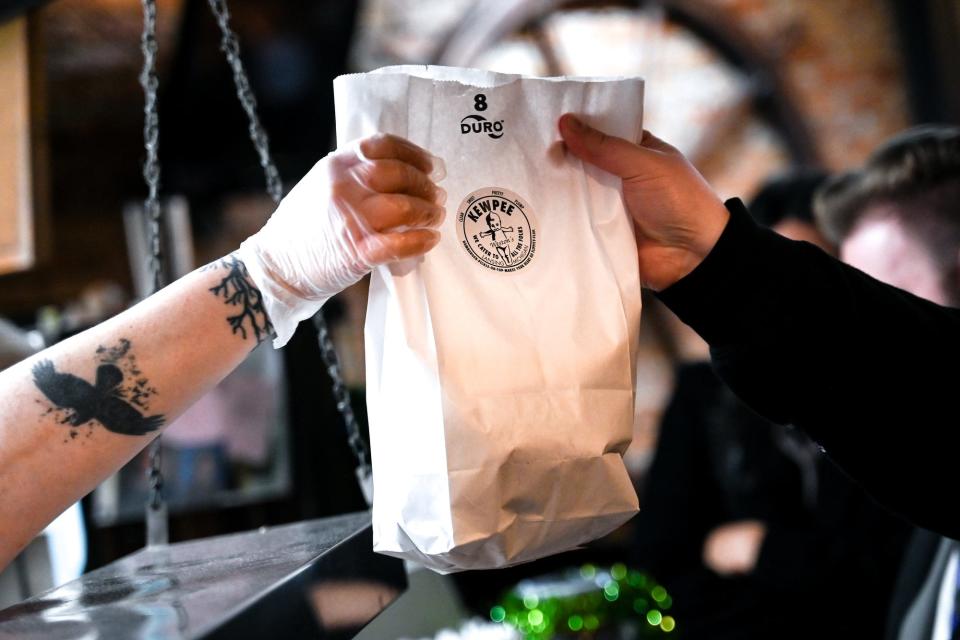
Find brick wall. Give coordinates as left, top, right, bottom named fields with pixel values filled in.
left=708, top=0, right=910, bottom=169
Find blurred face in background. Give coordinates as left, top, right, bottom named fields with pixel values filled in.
left=840, top=204, right=952, bottom=305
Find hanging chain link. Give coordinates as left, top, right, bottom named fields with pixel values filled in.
left=207, top=0, right=373, bottom=501
left=139, top=0, right=168, bottom=544
left=136, top=0, right=373, bottom=545
left=312, top=315, right=372, bottom=500
left=206, top=0, right=283, bottom=204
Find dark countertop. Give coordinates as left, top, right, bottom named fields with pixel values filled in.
left=0, top=511, right=406, bottom=639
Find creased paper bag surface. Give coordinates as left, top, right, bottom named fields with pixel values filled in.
left=334, top=66, right=643, bottom=572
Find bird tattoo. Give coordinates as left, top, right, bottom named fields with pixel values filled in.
left=32, top=359, right=164, bottom=436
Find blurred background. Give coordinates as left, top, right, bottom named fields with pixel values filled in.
left=0, top=0, right=958, bottom=638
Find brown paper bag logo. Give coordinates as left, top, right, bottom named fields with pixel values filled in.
left=459, top=114, right=504, bottom=139
left=457, top=187, right=537, bottom=272
left=459, top=93, right=504, bottom=139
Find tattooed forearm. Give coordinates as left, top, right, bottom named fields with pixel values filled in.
left=32, top=339, right=164, bottom=437
left=207, top=254, right=274, bottom=343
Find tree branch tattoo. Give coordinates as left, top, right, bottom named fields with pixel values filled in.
left=207, top=254, right=274, bottom=343
left=33, top=339, right=164, bottom=438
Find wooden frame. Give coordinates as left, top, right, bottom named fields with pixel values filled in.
left=0, top=16, right=34, bottom=275
left=0, top=13, right=46, bottom=279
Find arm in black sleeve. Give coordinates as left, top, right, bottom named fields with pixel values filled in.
left=656, top=199, right=960, bottom=539
left=752, top=458, right=909, bottom=596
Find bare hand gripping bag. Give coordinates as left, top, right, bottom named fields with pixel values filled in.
left=334, top=66, right=644, bottom=572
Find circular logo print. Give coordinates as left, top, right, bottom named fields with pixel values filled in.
left=456, top=187, right=537, bottom=273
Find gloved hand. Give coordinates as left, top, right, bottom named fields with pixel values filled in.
left=236, top=133, right=446, bottom=347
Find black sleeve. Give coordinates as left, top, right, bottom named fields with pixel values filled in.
left=656, top=199, right=960, bottom=539
left=752, top=458, right=909, bottom=598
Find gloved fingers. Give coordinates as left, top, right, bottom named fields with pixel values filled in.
left=359, top=193, right=446, bottom=232
left=356, top=133, right=446, bottom=180
left=360, top=228, right=441, bottom=265
left=353, top=159, right=444, bottom=203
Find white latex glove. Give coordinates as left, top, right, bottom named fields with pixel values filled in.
left=236, top=133, right=447, bottom=347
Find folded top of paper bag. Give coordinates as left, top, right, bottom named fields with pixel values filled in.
left=343, top=64, right=643, bottom=89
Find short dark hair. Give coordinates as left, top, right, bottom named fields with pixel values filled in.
left=814, top=126, right=960, bottom=251
left=749, top=169, right=828, bottom=228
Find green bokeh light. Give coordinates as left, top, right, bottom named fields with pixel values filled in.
left=611, top=563, right=628, bottom=581
left=661, top=615, right=677, bottom=632
left=489, top=564, right=673, bottom=638
left=603, top=581, right=620, bottom=601
left=584, top=614, right=600, bottom=631
left=633, top=597, right=648, bottom=614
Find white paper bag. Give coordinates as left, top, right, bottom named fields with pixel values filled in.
left=334, top=66, right=643, bottom=572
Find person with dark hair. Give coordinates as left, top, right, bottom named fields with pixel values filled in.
left=634, top=172, right=908, bottom=639
left=750, top=170, right=824, bottom=223
left=556, top=114, right=960, bottom=637
left=813, top=125, right=960, bottom=640
left=816, top=126, right=960, bottom=307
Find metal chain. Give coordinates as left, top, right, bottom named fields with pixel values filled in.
left=206, top=0, right=283, bottom=204
left=139, top=0, right=168, bottom=544
left=206, top=0, right=373, bottom=502
left=135, top=0, right=372, bottom=546
left=312, top=315, right=373, bottom=497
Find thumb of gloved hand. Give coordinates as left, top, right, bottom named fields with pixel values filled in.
left=236, top=133, right=446, bottom=347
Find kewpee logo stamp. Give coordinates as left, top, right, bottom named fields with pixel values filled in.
left=457, top=187, right=537, bottom=272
